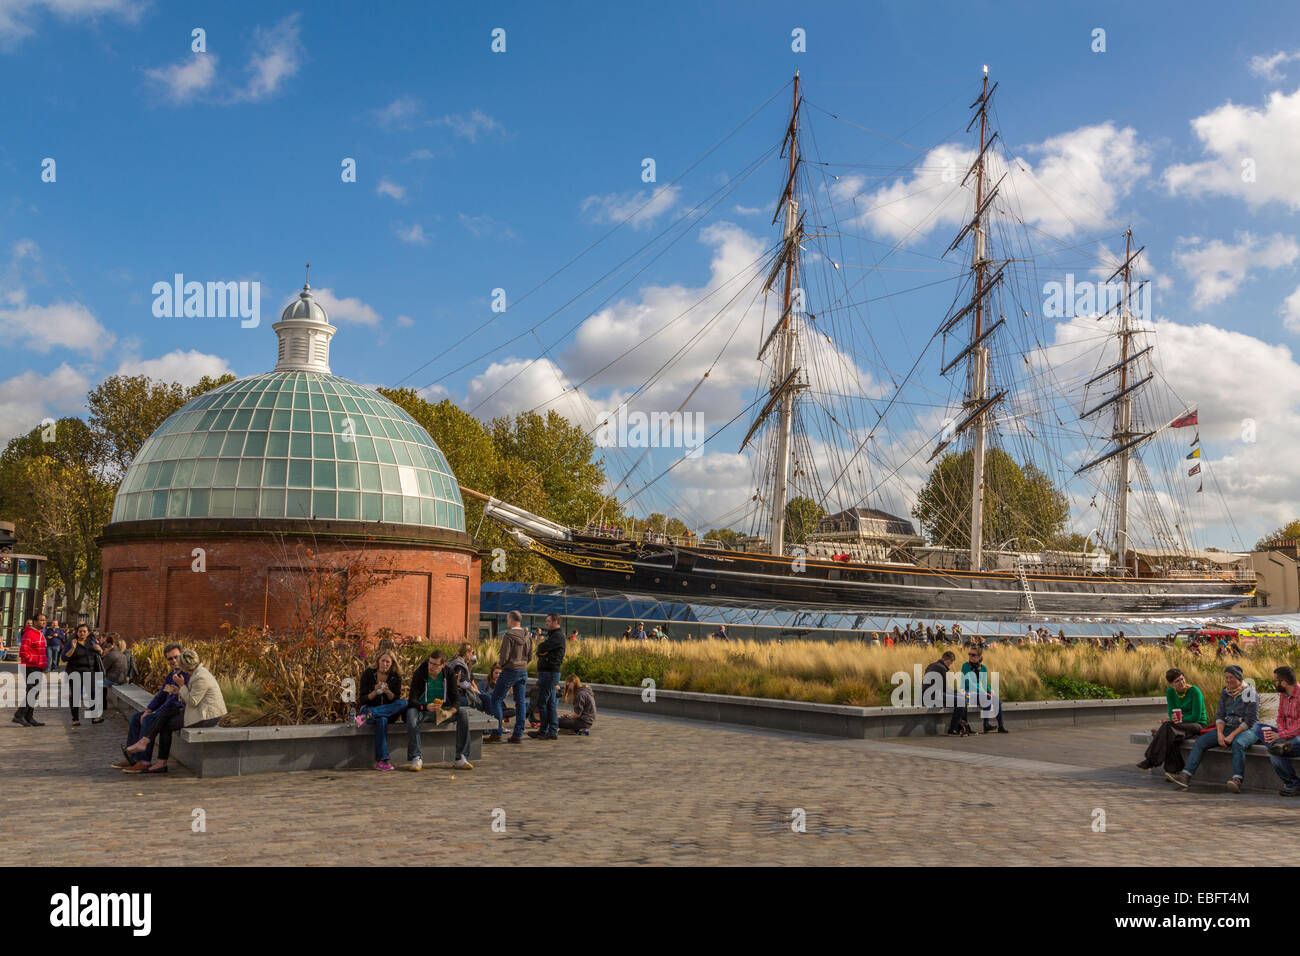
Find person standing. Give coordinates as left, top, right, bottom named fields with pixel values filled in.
left=62, top=623, right=103, bottom=726
left=44, top=619, right=64, bottom=672
left=13, top=613, right=47, bottom=727
left=488, top=610, right=534, bottom=744
left=530, top=613, right=565, bottom=741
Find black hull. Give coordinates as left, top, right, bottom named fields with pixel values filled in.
left=526, top=535, right=1254, bottom=617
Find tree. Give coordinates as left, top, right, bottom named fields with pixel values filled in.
left=912, top=448, right=1069, bottom=552
left=1257, top=519, right=1300, bottom=550
left=704, top=527, right=743, bottom=547
left=88, top=373, right=235, bottom=479
left=379, top=392, right=622, bottom=585
left=0, top=418, right=114, bottom=618
left=784, top=496, right=825, bottom=545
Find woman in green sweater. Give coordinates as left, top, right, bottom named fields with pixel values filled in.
left=1138, top=668, right=1207, bottom=772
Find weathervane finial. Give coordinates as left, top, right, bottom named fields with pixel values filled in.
left=304, top=262, right=311, bottom=291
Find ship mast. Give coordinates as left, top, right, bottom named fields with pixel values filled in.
left=769, top=73, right=801, bottom=557
left=928, top=67, right=1006, bottom=570
left=1072, top=228, right=1154, bottom=574
left=967, top=67, right=991, bottom=571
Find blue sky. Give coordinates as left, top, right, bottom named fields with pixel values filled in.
left=3, top=0, right=1300, bottom=549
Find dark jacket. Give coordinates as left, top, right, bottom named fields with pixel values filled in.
left=147, top=669, right=191, bottom=714
left=359, top=667, right=403, bottom=707
left=921, top=659, right=950, bottom=707
left=537, top=627, right=565, bottom=673
left=408, top=659, right=459, bottom=710
left=1214, top=687, right=1259, bottom=732
left=62, top=640, right=102, bottom=674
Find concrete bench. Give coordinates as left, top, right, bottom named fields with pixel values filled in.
left=108, top=684, right=492, bottom=778
left=1131, top=729, right=1297, bottom=793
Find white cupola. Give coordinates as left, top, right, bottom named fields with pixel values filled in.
left=273, top=264, right=337, bottom=373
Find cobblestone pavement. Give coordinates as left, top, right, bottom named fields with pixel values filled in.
left=1, top=707, right=1293, bottom=866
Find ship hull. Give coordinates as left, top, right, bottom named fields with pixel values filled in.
left=526, top=535, right=1254, bottom=616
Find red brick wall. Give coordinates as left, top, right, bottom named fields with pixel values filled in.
left=99, top=535, right=480, bottom=641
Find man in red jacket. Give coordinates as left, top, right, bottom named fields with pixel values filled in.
left=13, top=612, right=48, bottom=727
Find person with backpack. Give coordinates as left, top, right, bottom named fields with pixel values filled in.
left=487, top=610, right=533, bottom=744
left=529, top=613, right=565, bottom=740
left=13, top=613, right=48, bottom=727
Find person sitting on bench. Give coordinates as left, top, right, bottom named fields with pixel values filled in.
left=1138, top=668, right=1207, bottom=772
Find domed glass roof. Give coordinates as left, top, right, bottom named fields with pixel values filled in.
left=110, top=370, right=465, bottom=532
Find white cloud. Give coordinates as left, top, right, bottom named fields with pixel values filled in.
left=580, top=185, right=682, bottom=230
left=1281, top=285, right=1300, bottom=333
left=0, top=0, right=141, bottom=47
left=838, top=123, right=1149, bottom=242
left=0, top=301, right=113, bottom=355
left=395, top=314, right=414, bottom=328
left=0, top=363, right=91, bottom=443
left=437, top=109, right=504, bottom=142
left=1033, top=314, right=1300, bottom=544
left=1163, top=86, right=1300, bottom=209
left=232, top=13, right=303, bottom=102
left=1248, top=50, right=1300, bottom=83
left=300, top=287, right=381, bottom=326
left=115, top=349, right=233, bottom=386
left=459, top=213, right=515, bottom=240
left=465, top=356, right=596, bottom=425
left=376, top=177, right=406, bottom=201
left=374, top=95, right=424, bottom=130
left=395, top=223, right=429, bottom=244
left=1172, top=232, right=1299, bottom=309
left=732, top=204, right=763, bottom=216
left=144, top=53, right=218, bottom=104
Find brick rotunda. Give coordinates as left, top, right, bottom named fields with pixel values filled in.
left=98, top=275, right=481, bottom=640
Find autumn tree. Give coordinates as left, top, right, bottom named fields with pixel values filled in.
left=784, top=496, right=825, bottom=545
left=1257, top=519, right=1300, bottom=550
left=88, top=372, right=235, bottom=479
left=912, top=447, right=1069, bottom=552
left=0, top=418, right=114, bottom=618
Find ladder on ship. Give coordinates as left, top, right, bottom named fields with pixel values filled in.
left=1015, top=559, right=1037, bottom=615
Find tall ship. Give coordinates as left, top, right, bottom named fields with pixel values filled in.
left=463, top=71, right=1255, bottom=616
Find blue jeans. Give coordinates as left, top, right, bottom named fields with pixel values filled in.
left=361, top=699, right=408, bottom=761
left=489, top=669, right=529, bottom=739
left=1268, top=736, right=1300, bottom=789
left=1185, top=726, right=1259, bottom=778
left=405, top=704, right=470, bottom=761
left=536, top=671, right=560, bottom=737
left=128, top=710, right=161, bottom=762
left=47, top=646, right=61, bottom=671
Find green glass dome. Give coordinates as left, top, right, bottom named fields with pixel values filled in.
left=109, top=277, right=464, bottom=532
left=110, top=371, right=465, bottom=530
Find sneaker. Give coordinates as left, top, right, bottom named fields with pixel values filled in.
left=453, top=756, right=474, bottom=770
left=409, top=757, right=423, bottom=772
left=375, top=761, right=394, bottom=771
left=526, top=730, right=546, bottom=739
left=1166, top=770, right=1191, bottom=789
left=354, top=713, right=367, bottom=729
left=1279, top=787, right=1299, bottom=797
left=1226, top=776, right=1242, bottom=794
left=10, top=713, right=27, bottom=725
left=27, top=719, right=44, bottom=726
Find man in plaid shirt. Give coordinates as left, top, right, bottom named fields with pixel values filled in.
left=1264, top=665, right=1300, bottom=797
